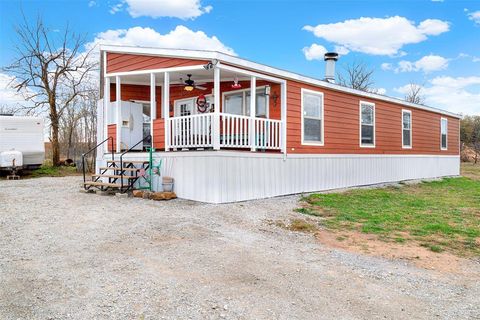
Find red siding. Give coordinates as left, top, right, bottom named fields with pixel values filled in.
left=107, top=124, right=116, bottom=152
left=286, top=80, right=459, bottom=155
left=105, top=53, right=459, bottom=155
left=107, top=53, right=208, bottom=73
left=110, top=84, right=162, bottom=117
left=152, top=118, right=165, bottom=150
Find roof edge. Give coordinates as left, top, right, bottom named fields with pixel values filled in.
left=100, top=45, right=462, bottom=119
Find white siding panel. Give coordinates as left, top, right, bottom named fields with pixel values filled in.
left=118, top=151, right=460, bottom=203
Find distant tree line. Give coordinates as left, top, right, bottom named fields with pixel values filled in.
left=460, top=115, right=480, bottom=164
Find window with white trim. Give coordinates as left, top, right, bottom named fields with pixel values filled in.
left=402, top=110, right=412, bottom=148
left=441, top=118, right=448, bottom=150
left=223, top=87, right=268, bottom=117
left=360, top=101, right=375, bottom=147
left=301, top=89, right=324, bottom=144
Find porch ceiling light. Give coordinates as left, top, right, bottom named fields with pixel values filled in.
left=184, top=74, right=195, bottom=91
left=231, top=75, right=242, bottom=89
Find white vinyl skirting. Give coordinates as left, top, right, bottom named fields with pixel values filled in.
left=101, top=151, right=460, bottom=203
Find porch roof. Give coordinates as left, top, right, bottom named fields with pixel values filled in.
left=100, top=44, right=461, bottom=119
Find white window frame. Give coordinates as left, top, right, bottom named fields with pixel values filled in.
left=301, top=88, right=324, bottom=146
left=402, top=109, right=412, bottom=149
left=441, top=117, right=448, bottom=150
left=359, top=101, right=375, bottom=148
left=222, top=85, right=269, bottom=117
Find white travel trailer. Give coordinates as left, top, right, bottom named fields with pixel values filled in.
left=0, top=115, right=45, bottom=170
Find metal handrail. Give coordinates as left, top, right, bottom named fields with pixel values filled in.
left=81, top=136, right=114, bottom=187
left=119, top=134, right=152, bottom=190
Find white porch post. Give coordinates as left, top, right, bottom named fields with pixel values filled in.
left=249, top=76, right=256, bottom=151
left=280, top=81, right=287, bottom=154
left=150, top=73, right=156, bottom=148
left=115, top=76, right=121, bottom=152
left=103, top=77, right=110, bottom=154
left=163, top=71, right=170, bottom=151
left=213, top=66, right=221, bottom=150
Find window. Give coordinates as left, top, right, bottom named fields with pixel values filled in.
left=301, top=89, right=324, bottom=145
left=223, top=87, right=268, bottom=117
left=360, top=101, right=375, bottom=147
left=441, top=117, right=448, bottom=150
left=402, top=110, right=412, bottom=148
left=224, top=92, right=243, bottom=115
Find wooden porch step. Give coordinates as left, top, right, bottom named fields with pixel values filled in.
left=107, top=160, right=149, bottom=164
left=84, top=181, right=122, bottom=188
left=99, top=167, right=140, bottom=172
left=91, top=174, right=137, bottom=179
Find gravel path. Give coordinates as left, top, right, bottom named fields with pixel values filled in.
left=0, top=176, right=479, bottom=319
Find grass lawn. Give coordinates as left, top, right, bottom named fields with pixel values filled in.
left=297, top=163, right=480, bottom=257
left=29, top=164, right=78, bottom=178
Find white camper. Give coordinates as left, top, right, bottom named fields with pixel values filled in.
left=0, top=115, right=45, bottom=170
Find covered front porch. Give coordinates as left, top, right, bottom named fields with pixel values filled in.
left=101, top=60, right=287, bottom=154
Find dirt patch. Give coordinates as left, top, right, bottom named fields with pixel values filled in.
left=272, top=218, right=319, bottom=233
left=315, top=229, right=480, bottom=276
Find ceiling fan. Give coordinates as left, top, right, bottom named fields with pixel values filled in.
left=171, top=74, right=208, bottom=91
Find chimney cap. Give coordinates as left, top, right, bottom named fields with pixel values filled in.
left=324, top=52, right=339, bottom=61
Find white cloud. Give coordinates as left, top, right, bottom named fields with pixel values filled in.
left=0, top=73, right=35, bottom=111
left=413, top=55, right=449, bottom=72
left=468, top=10, right=480, bottom=26
left=417, top=19, right=449, bottom=35
left=381, top=63, right=393, bottom=71
left=395, top=76, right=480, bottom=115
left=375, top=88, right=387, bottom=95
left=109, top=2, right=123, bottom=14
left=429, top=76, right=480, bottom=89
left=384, top=55, right=449, bottom=73
left=400, top=55, right=448, bottom=73
left=303, top=16, right=449, bottom=56
left=302, top=43, right=327, bottom=61
left=113, top=0, right=213, bottom=19
left=334, top=45, right=350, bottom=56
left=88, top=25, right=236, bottom=55
left=88, top=1, right=96, bottom=7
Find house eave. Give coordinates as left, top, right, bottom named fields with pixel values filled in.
left=99, top=44, right=462, bottom=119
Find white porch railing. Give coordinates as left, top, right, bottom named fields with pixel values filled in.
left=167, top=113, right=282, bottom=150
left=253, top=117, right=282, bottom=150
left=169, top=113, right=213, bottom=149
left=220, top=113, right=250, bottom=148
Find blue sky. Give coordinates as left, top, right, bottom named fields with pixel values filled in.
left=1, top=0, right=479, bottom=114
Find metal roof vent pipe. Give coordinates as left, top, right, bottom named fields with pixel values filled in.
left=324, top=52, right=339, bottom=83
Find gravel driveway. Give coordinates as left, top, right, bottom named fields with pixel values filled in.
left=0, top=176, right=479, bottom=319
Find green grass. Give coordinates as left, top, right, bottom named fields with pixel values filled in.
left=297, top=164, right=480, bottom=256
left=29, top=165, right=78, bottom=178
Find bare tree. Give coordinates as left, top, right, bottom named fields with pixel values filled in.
left=337, top=61, right=375, bottom=92
left=3, top=15, right=97, bottom=165
left=404, top=82, right=425, bottom=105
left=0, top=105, right=18, bottom=115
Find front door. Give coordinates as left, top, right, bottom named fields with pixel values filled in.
left=174, top=99, right=195, bottom=117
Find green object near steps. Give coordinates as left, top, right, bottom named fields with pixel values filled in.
left=135, top=147, right=162, bottom=191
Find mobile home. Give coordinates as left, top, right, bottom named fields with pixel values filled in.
left=0, top=115, right=45, bottom=170
left=85, top=45, right=460, bottom=203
